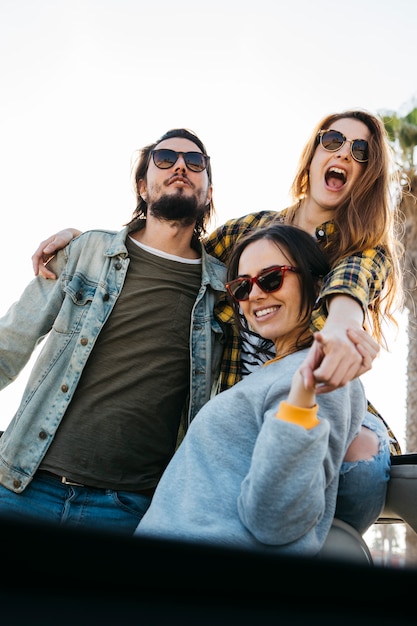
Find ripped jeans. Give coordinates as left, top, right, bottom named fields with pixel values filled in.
left=335, top=410, right=391, bottom=535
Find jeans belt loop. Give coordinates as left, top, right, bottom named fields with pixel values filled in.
left=61, top=476, right=85, bottom=487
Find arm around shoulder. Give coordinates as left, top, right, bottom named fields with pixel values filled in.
left=32, top=228, right=82, bottom=279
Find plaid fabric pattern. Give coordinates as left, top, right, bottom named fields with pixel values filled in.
left=206, top=211, right=282, bottom=391
left=205, top=209, right=400, bottom=454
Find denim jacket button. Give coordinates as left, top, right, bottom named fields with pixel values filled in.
left=38, top=431, right=47, bottom=440
left=80, top=338, right=88, bottom=346
left=61, top=384, right=69, bottom=392
left=13, top=479, right=21, bottom=489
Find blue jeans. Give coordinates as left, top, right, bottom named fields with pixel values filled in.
left=335, top=411, right=391, bottom=535
left=0, top=472, right=151, bottom=534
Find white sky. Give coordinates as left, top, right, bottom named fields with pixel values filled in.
left=0, top=0, right=414, bottom=448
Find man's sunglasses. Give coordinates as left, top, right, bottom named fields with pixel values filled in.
left=151, top=149, right=210, bottom=172
left=318, top=129, right=369, bottom=163
left=226, top=265, right=299, bottom=302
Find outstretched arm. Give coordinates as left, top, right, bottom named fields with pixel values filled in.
left=299, top=295, right=379, bottom=393
left=32, top=228, right=82, bottom=279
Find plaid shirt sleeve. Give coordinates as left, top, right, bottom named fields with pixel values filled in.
left=311, top=246, right=391, bottom=332
left=204, top=211, right=283, bottom=263
left=310, top=245, right=400, bottom=453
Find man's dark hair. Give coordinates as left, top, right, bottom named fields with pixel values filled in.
left=126, top=129, right=214, bottom=243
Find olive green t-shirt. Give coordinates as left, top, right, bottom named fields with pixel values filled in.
left=40, top=237, right=202, bottom=491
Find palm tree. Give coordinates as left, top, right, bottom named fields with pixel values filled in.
left=382, top=105, right=417, bottom=563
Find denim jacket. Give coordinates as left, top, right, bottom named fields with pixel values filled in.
left=0, top=228, right=227, bottom=492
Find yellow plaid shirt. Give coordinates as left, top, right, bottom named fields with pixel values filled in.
left=204, top=209, right=400, bottom=454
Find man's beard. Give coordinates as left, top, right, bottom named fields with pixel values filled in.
left=149, top=194, right=205, bottom=227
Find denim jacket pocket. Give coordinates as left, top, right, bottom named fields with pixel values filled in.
left=64, top=274, right=98, bottom=306
left=52, top=275, right=98, bottom=334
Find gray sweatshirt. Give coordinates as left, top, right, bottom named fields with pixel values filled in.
left=135, top=349, right=366, bottom=555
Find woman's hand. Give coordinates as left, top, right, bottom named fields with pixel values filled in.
left=299, top=327, right=379, bottom=394
left=32, top=228, right=82, bottom=279
left=299, top=293, right=380, bottom=393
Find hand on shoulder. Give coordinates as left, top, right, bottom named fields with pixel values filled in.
left=32, top=228, right=82, bottom=279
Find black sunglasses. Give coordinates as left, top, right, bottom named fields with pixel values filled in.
left=226, top=265, right=299, bottom=302
left=318, top=129, right=369, bottom=163
left=151, top=149, right=210, bottom=172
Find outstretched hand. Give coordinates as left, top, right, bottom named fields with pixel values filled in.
left=299, top=327, right=379, bottom=394
left=32, top=228, right=81, bottom=279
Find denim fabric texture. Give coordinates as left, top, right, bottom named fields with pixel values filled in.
left=0, top=473, right=152, bottom=534
left=335, top=410, right=391, bottom=534
left=0, top=227, right=227, bottom=494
